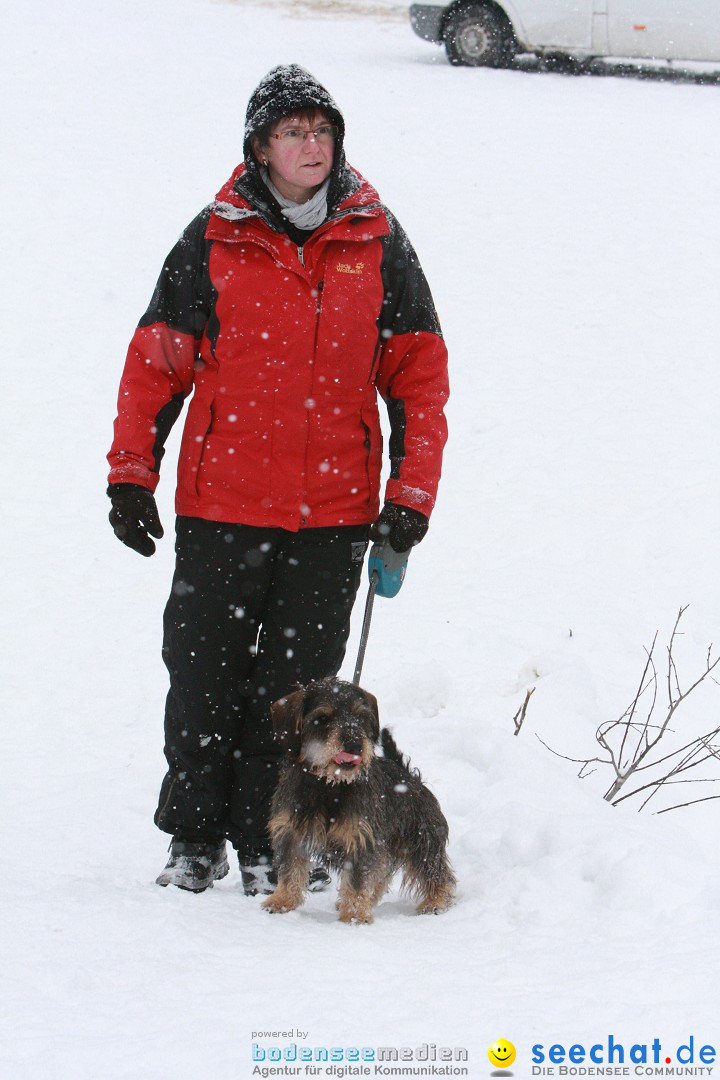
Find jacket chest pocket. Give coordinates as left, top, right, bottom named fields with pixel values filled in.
left=312, top=248, right=384, bottom=390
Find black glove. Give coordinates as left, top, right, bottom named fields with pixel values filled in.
left=108, top=483, right=163, bottom=557
left=369, top=502, right=429, bottom=553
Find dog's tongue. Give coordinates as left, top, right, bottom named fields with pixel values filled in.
left=334, top=751, right=363, bottom=765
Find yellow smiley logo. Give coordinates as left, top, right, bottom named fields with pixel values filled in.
left=488, top=1040, right=516, bottom=1069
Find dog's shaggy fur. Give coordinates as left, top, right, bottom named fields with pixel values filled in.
left=263, top=677, right=456, bottom=923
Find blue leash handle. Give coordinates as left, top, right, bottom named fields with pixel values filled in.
left=367, top=541, right=410, bottom=598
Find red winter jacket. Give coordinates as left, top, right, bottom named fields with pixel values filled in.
left=108, top=163, right=448, bottom=529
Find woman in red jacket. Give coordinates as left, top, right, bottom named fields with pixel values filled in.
left=107, top=65, right=449, bottom=895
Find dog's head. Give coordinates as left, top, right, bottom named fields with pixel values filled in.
left=271, top=677, right=380, bottom=784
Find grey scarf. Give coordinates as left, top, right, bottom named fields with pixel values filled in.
left=261, top=167, right=329, bottom=230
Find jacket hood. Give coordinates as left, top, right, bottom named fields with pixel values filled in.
left=242, top=64, right=348, bottom=215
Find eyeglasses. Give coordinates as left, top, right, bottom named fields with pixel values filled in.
left=269, top=124, right=338, bottom=145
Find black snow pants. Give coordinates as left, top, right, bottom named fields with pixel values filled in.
left=154, top=516, right=369, bottom=860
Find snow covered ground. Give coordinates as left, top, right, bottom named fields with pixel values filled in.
left=4, top=0, right=720, bottom=1077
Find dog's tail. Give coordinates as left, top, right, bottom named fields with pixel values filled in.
left=380, top=728, right=416, bottom=774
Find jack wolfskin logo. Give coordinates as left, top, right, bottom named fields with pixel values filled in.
left=336, top=262, right=365, bottom=275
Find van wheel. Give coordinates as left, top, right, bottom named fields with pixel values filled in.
left=443, top=4, right=514, bottom=67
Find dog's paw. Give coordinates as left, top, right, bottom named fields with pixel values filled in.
left=415, top=897, right=453, bottom=915
left=262, top=893, right=299, bottom=914
left=337, top=902, right=375, bottom=925
left=338, top=911, right=374, bottom=925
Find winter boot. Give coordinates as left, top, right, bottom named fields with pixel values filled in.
left=308, top=864, right=332, bottom=892
left=239, top=855, right=278, bottom=897
left=156, top=840, right=229, bottom=893
left=238, top=855, right=330, bottom=895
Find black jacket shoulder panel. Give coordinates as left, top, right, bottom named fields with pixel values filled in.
left=138, top=205, right=214, bottom=336
left=378, top=209, right=443, bottom=340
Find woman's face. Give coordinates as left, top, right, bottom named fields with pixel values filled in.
left=254, top=110, right=335, bottom=204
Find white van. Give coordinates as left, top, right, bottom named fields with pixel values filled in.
left=410, top=0, right=720, bottom=67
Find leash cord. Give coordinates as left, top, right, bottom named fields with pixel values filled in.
left=352, top=569, right=379, bottom=686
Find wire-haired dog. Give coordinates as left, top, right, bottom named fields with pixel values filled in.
left=263, top=677, right=456, bottom=923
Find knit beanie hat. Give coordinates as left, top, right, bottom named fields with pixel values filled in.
left=243, top=64, right=345, bottom=153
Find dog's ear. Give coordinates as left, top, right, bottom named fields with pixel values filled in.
left=271, top=688, right=306, bottom=757
left=361, top=689, right=380, bottom=743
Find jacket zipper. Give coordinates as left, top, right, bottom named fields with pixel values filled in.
left=301, top=278, right=324, bottom=525
left=313, top=280, right=324, bottom=339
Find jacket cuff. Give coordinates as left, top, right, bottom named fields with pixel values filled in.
left=384, top=481, right=435, bottom=519
left=107, top=459, right=160, bottom=492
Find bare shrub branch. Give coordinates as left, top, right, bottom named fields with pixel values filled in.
left=512, top=687, right=535, bottom=736
left=537, top=607, right=720, bottom=813
left=657, top=794, right=720, bottom=815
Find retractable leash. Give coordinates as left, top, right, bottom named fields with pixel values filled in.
left=352, top=542, right=411, bottom=686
